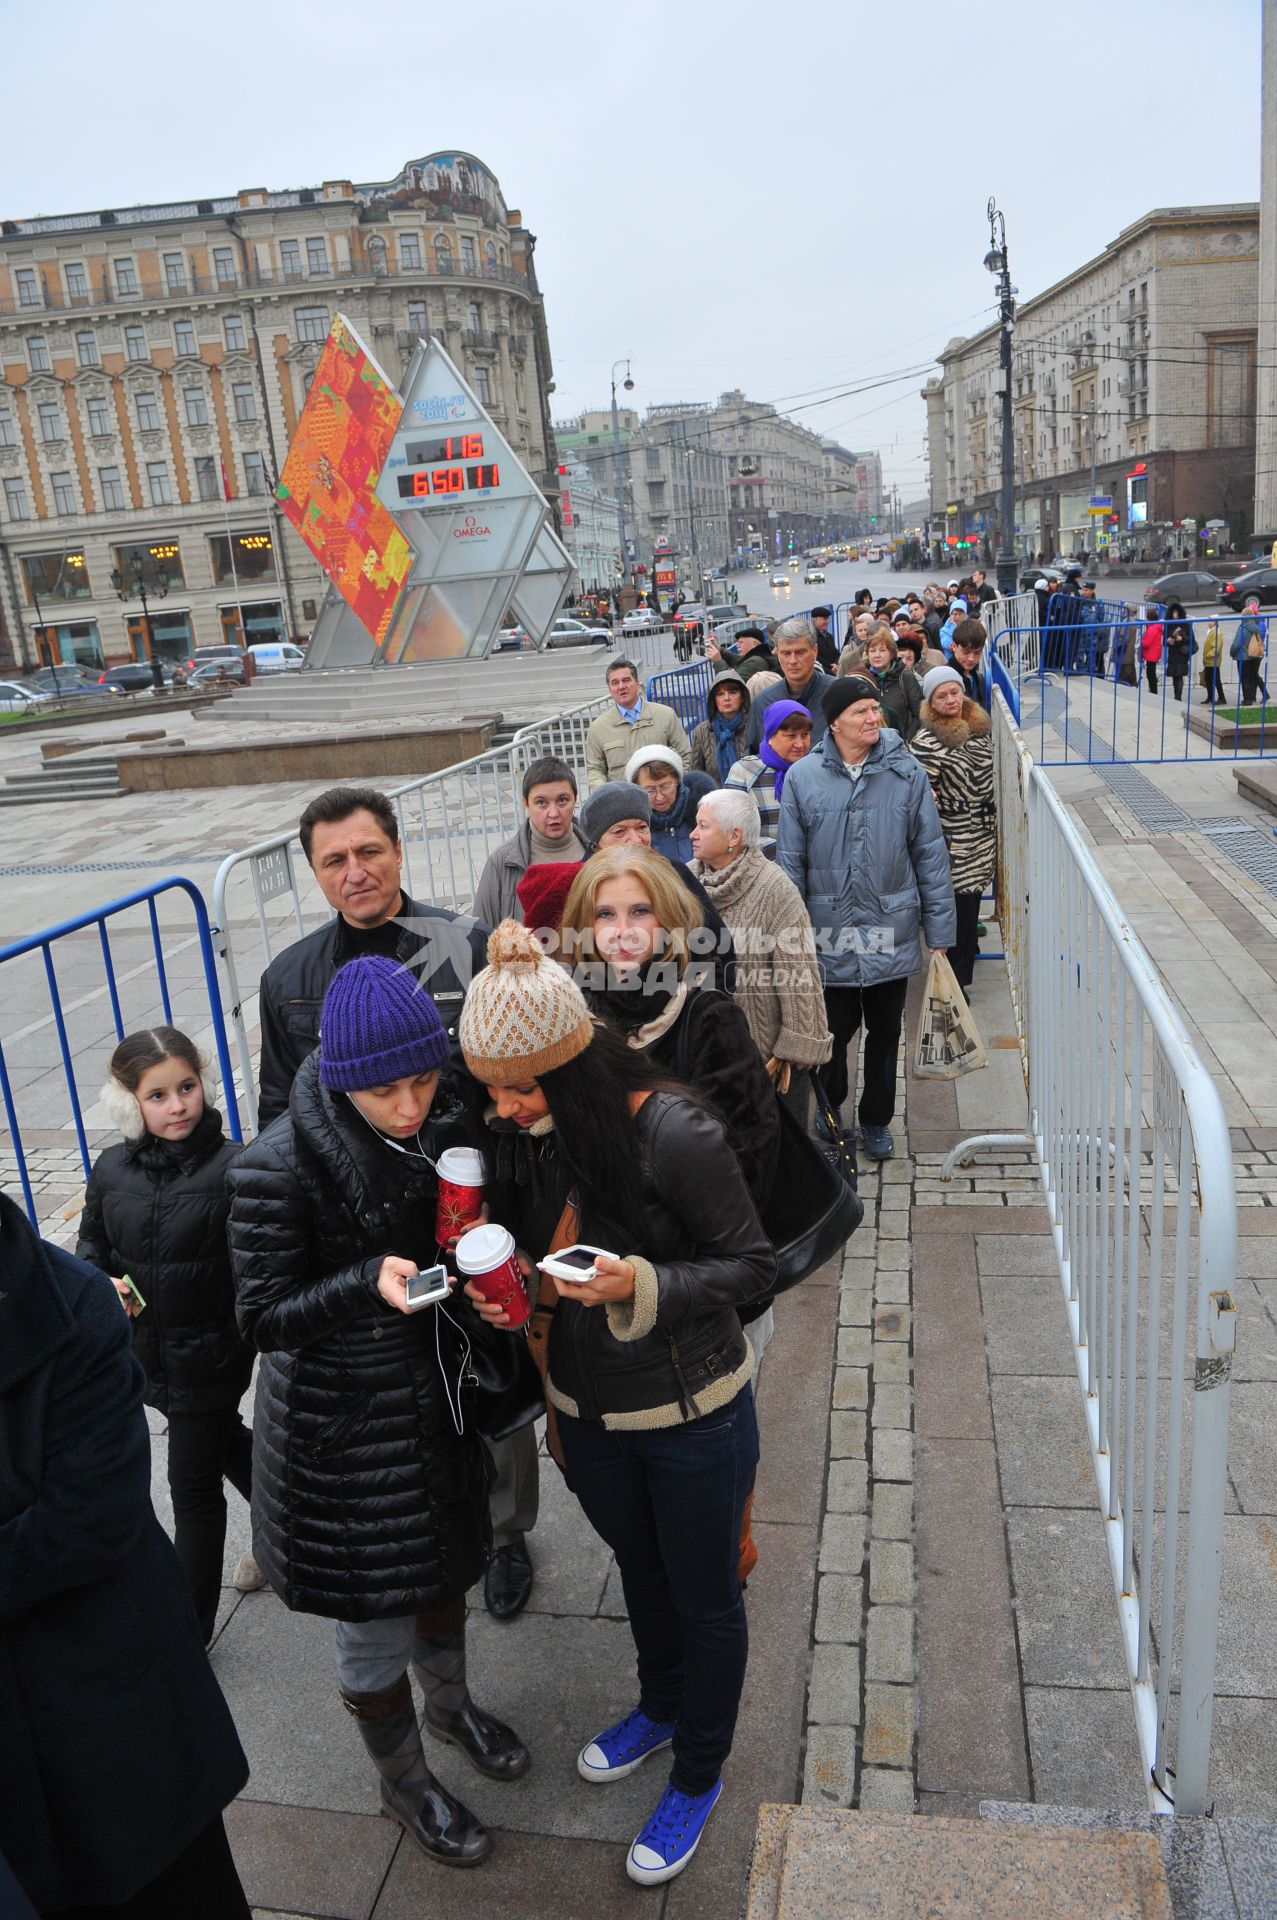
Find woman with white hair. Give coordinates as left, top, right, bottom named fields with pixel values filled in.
left=688, top=789, right=831, bottom=1092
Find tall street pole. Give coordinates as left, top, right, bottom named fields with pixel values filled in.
left=610, top=357, right=634, bottom=595
left=985, top=197, right=1018, bottom=595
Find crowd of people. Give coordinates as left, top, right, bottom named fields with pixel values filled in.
left=5, top=601, right=1008, bottom=1911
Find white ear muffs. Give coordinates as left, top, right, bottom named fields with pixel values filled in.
left=100, top=1078, right=144, bottom=1140
left=200, top=1068, right=219, bottom=1114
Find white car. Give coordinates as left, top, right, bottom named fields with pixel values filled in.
left=770, top=572, right=791, bottom=588
left=621, top=608, right=657, bottom=631
left=804, top=569, right=826, bottom=585
left=0, top=680, right=51, bottom=713
left=545, top=617, right=611, bottom=649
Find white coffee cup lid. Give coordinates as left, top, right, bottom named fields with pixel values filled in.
left=436, top=1146, right=486, bottom=1185
left=455, top=1222, right=515, bottom=1273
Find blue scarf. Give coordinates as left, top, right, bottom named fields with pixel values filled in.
left=757, top=699, right=812, bottom=799
left=710, top=710, right=741, bottom=783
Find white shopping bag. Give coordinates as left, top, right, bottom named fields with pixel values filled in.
left=912, top=952, right=988, bottom=1080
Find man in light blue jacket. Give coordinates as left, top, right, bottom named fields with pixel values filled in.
left=778, top=675, right=955, bottom=1160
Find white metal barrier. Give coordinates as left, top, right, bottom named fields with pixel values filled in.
left=984, top=589, right=1041, bottom=675
left=212, top=697, right=607, bottom=1131
left=946, top=692, right=1237, bottom=1817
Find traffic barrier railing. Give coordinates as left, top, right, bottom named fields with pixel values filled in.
left=0, top=878, right=243, bottom=1228
left=645, top=659, right=716, bottom=731
left=988, top=606, right=1266, bottom=765
left=211, top=699, right=608, bottom=1134
left=945, top=691, right=1237, bottom=1816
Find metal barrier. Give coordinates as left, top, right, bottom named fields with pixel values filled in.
left=990, top=607, right=1267, bottom=765
left=645, top=658, right=716, bottom=731
left=0, top=878, right=242, bottom=1227
left=212, top=698, right=607, bottom=1132
left=946, top=692, right=1237, bottom=1816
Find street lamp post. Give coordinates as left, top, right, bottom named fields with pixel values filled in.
left=610, top=358, right=634, bottom=595
left=984, top=197, right=1018, bottom=595
left=110, top=555, right=169, bottom=692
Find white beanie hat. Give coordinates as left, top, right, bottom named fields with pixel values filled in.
left=625, top=743, right=683, bottom=785
left=921, top=665, right=964, bottom=702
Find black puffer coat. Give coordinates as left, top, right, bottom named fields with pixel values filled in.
left=226, top=1055, right=489, bottom=1621
left=75, top=1109, right=251, bottom=1418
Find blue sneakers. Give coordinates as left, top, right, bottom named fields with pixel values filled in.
left=577, top=1705, right=675, bottom=1782
left=860, top=1123, right=895, bottom=1160
left=627, top=1779, right=723, bottom=1885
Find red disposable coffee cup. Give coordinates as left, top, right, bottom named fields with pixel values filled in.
left=455, top=1223, right=530, bottom=1328
left=435, top=1146, right=486, bottom=1245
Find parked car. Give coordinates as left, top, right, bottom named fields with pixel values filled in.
left=804, top=568, right=826, bottom=585
left=25, top=666, right=121, bottom=700
left=0, top=679, right=52, bottom=714
left=704, top=603, right=739, bottom=625
left=1219, top=567, right=1277, bottom=608
left=1148, top=570, right=1220, bottom=605
left=186, top=643, right=245, bottom=672
left=97, top=662, right=178, bottom=693
left=621, top=607, right=658, bottom=632
left=494, top=623, right=530, bottom=651
left=544, top=616, right=611, bottom=650
left=770, top=572, right=791, bottom=588
left=246, top=641, right=306, bottom=673
left=187, top=659, right=246, bottom=688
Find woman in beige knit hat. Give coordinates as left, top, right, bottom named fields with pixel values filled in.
left=459, top=920, right=775, bottom=1889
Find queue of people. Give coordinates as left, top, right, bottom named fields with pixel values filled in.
left=8, top=614, right=1005, bottom=1903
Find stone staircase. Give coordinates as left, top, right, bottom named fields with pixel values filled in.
left=205, top=656, right=610, bottom=727
left=744, top=1806, right=1181, bottom=1919
left=0, top=753, right=125, bottom=806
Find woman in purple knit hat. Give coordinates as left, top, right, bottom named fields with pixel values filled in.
left=228, top=953, right=527, bottom=1871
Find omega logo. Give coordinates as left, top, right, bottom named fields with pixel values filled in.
left=452, top=514, right=491, bottom=538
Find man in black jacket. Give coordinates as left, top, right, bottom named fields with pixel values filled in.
left=255, top=786, right=489, bottom=1132
left=254, top=789, right=539, bottom=1622
left=745, top=619, right=837, bottom=749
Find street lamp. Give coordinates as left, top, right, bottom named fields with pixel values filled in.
left=610, top=357, right=634, bottom=597
left=110, top=554, right=170, bottom=691
left=985, top=196, right=1018, bottom=595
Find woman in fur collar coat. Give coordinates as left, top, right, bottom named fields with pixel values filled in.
left=908, top=668, right=996, bottom=991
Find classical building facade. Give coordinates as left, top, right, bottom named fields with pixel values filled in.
left=0, top=151, right=557, bottom=671
left=558, top=458, right=620, bottom=592
left=923, top=204, right=1259, bottom=565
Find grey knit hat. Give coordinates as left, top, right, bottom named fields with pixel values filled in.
left=578, top=781, right=652, bottom=849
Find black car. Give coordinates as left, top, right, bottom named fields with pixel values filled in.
left=98, top=662, right=177, bottom=692
left=1149, top=570, right=1221, bottom=604
left=1218, top=567, right=1277, bottom=609
left=26, top=666, right=121, bottom=699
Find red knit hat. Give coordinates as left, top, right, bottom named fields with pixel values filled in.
left=516, top=861, right=582, bottom=937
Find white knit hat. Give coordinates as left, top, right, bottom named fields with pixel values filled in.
left=921, top=665, right=964, bottom=701
left=460, top=920, right=595, bottom=1085
left=625, top=743, right=683, bottom=784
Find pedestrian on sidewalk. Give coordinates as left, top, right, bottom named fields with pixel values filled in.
left=75, top=1025, right=259, bottom=1645
left=472, top=755, right=588, bottom=928
left=725, top=699, right=814, bottom=844
left=1201, top=617, right=1226, bottom=704
left=625, top=745, right=715, bottom=863
left=1163, top=601, right=1196, bottom=702
left=1232, top=597, right=1269, bottom=707
left=687, top=669, right=752, bottom=781
left=909, top=667, right=997, bottom=993
left=1140, top=613, right=1164, bottom=695
left=228, top=957, right=529, bottom=1870
left=778, top=675, right=955, bottom=1162
left=458, top=922, right=775, bottom=1887
left=1, top=1192, right=251, bottom=1919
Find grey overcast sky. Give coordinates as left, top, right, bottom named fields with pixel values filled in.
left=0, top=0, right=1261, bottom=498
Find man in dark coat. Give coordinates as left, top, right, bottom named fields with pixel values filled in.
left=255, top=784, right=489, bottom=1132
left=746, top=618, right=837, bottom=749
left=0, top=1192, right=250, bottom=1916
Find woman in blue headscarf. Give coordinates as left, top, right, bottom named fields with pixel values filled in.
left=723, top=700, right=813, bottom=845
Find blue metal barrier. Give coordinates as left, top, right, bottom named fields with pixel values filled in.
left=646, top=659, right=716, bottom=731
left=0, top=877, right=241, bottom=1227
left=989, top=652, right=1020, bottom=723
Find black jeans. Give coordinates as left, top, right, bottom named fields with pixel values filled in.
left=166, top=1406, right=253, bottom=1643
left=1241, top=658, right=1266, bottom=705
left=1144, top=660, right=1159, bottom=694
left=48, top=1814, right=250, bottom=1919
left=819, top=976, right=910, bottom=1125
left=1203, top=666, right=1224, bottom=703
left=950, top=892, right=982, bottom=992
left=558, top=1387, right=759, bottom=1796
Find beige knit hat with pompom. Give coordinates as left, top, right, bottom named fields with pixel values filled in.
left=460, top=919, right=595, bottom=1084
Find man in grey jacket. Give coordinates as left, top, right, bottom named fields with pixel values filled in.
left=471, top=755, right=588, bottom=926
left=777, top=675, right=955, bottom=1161
left=746, top=618, right=837, bottom=750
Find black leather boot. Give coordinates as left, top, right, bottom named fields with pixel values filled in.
left=484, top=1539, right=534, bottom=1619
left=341, top=1676, right=491, bottom=1866
left=412, top=1621, right=531, bottom=1782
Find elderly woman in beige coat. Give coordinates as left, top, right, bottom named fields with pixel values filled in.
left=687, top=787, right=831, bottom=1092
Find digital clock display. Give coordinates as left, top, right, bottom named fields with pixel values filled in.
left=404, top=434, right=485, bottom=464
left=397, top=462, right=501, bottom=499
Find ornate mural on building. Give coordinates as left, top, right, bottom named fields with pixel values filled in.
left=358, top=153, right=507, bottom=230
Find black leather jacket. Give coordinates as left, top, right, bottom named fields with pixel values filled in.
left=227, top=1056, right=489, bottom=1620
left=545, top=1092, right=775, bottom=1424
left=255, top=891, right=489, bottom=1130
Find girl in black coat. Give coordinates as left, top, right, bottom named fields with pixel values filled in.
left=76, top=1025, right=255, bottom=1644
left=226, top=954, right=528, bottom=1871
left=1163, top=600, right=1197, bottom=702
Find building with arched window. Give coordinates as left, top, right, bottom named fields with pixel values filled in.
left=0, top=150, right=558, bottom=670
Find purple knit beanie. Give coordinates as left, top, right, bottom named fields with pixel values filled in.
left=318, top=954, right=449, bottom=1091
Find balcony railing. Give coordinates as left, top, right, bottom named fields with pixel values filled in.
left=462, top=328, right=501, bottom=351
left=0, top=255, right=533, bottom=320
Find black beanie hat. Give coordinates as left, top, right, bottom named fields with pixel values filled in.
left=822, top=676, right=881, bottom=723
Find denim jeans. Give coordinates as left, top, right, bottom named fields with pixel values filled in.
left=558, top=1386, right=759, bottom=1796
